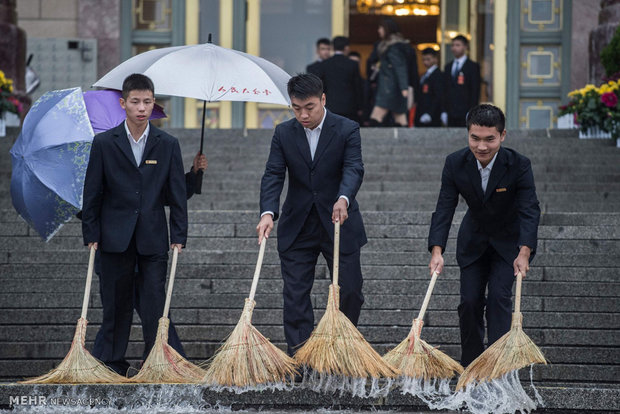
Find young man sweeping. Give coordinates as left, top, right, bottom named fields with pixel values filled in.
left=427, top=104, right=540, bottom=367
left=82, top=73, right=188, bottom=376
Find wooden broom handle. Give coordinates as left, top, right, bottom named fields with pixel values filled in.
left=80, top=246, right=96, bottom=320
left=417, top=271, right=439, bottom=321
left=333, top=221, right=340, bottom=287
left=514, top=271, right=523, bottom=314
left=162, top=246, right=179, bottom=318
left=248, top=237, right=267, bottom=301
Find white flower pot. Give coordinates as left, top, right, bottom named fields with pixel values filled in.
left=0, top=114, right=5, bottom=138
left=578, top=126, right=612, bottom=139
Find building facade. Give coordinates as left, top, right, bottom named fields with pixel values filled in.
left=16, top=0, right=607, bottom=130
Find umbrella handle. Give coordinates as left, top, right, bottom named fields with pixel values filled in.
left=417, top=271, right=439, bottom=321
left=514, top=271, right=523, bottom=314
left=80, top=246, right=96, bottom=320
left=162, top=246, right=179, bottom=318
left=332, top=221, right=340, bottom=287
left=248, top=237, right=267, bottom=302
left=195, top=100, right=207, bottom=195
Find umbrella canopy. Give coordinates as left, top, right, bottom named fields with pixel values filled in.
left=93, top=43, right=291, bottom=106
left=83, top=89, right=166, bottom=134
left=10, top=87, right=94, bottom=241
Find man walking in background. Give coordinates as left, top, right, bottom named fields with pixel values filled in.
left=316, top=36, right=363, bottom=123
left=442, top=35, right=481, bottom=127
left=306, top=38, right=332, bottom=76
left=415, top=47, right=444, bottom=128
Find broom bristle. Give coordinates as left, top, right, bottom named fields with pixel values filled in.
left=384, top=320, right=463, bottom=380
left=457, top=312, right=547, bottom=390
left=20, top=318, right=127, bottom=384
left=203, top=299, right=298, bottom=387
left=130, top=317, right=205, bottom=383
left=294, top=285, right=399, bottom=379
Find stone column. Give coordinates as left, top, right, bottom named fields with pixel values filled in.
left=0, top=0, right=30, bottom=119
left=590, top=0, right=620, bottom=84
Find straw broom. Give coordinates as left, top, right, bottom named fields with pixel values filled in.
left=130, top=246, right=206, bottom=383
left=456, top=271, right=547, bottom=390
left=21, top=246, right=127, bottom=384
left=294, top=221, right=399, bottom=389
left=384, top=271, right=463, bottom=381
left=202, top=237, right=298, bottom=388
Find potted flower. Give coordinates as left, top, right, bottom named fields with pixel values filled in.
left=0, top=70, right=22, bottom=137
left=559, top=79, right=620, bottom=145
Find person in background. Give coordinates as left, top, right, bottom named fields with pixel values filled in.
left=415, top=47, right=444, bottom=128
left=306, top=38, right=332, bottom=76
left=427, top=104, right=540, bottom=366
left=368, top=18, right=410, bottom=127
left=315, top=36, right=363, bottom=123
left=442, top=34, right=481, bottom=127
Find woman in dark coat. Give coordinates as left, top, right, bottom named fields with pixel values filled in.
left=368, top=18, right=410, bottom=127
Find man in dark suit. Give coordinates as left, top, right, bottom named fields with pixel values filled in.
left=415, top=47, right=444, bottom=127
left=441, top=35, right=481, bottom=127
left=82, top=74, right=188, bottom=375
left=256, top=73, right=367, bottom=356
left=428, top=104, right=540, bottom=366
left=306, top=38, right=331, bottom=76
left=316, top=36, right=363, bottom=123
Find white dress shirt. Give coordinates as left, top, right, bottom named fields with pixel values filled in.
left=124, top=121, right=150, bottom=167
left=477, top=152, right=498, bottom=193
left=304, top=107, right=327, bottom=160
left=420, top=64, right=437, bottom=84
left=451, top=55, right=467, bottom=77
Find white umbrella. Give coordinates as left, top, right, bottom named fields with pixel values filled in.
left=93, top=42, right=291, bottom=106
left=93, top=40, right=292, bottom=192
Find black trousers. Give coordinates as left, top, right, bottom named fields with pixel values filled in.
left=279, top=206, right=364, bottom=356
left=458, top=246, right=514, bottom=366
left=92, top=237, right=185, bottom=376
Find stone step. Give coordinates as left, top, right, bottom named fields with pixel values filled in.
left=3, top=250, right=620, bottom=268
left=1, top=293, right=617, bottom=313
left=3, top=209, right=620, bottom=226
left=1, top=323, right=617, bottom=349
left=1, top=263, right=618, bottom=282
left=3, top=235, right=619, bottom=255
left=1, top=308, right=615, bottom=330
left=4, top=217, right=620, bottom=240
left=2, top=277, right=618, bottom=299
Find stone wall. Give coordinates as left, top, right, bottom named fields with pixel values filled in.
left=16, top=0, right=120, bottom=78
left=589, top=0, right=620, bottom=83
left=571, top=0, right=600, bottom=90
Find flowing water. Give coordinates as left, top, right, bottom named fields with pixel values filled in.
left=3, top=368, right=542, bottom=413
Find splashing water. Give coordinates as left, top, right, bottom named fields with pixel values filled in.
left=7, top=384, right=232, bottom=413
left=427, top=367, right=544, bottom=414
left=206, top=379, right=295, bottom=394
left=397, top=376, right=453, bottom=405
left=300, top=368, right=395, bottom=398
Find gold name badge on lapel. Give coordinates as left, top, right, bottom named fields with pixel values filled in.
left=496, top=187, right=507, bottom=192
left=145, top=160, right=158, bottom=165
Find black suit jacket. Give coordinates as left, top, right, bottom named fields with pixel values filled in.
left=306, top=60, right=322, bottom=76
left=415, top=67, right=444, bottom=127
left=428, top=147, right=540, bottom=268
left=444, top=58, right=481, bottom=121
left=260, top=110, right=367, bottom=254
left=82, top=123, right=188, bottom=255
left=316, top=54, right=363, bottom=119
